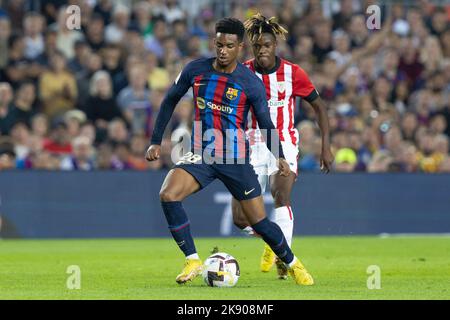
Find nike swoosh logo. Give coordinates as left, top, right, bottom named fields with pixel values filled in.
left=244, top=188, right=255, bottom=195
left=194, top=83, right=205, bottom=87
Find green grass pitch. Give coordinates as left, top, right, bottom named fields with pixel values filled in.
left=1, top=236, right=449, bottom=300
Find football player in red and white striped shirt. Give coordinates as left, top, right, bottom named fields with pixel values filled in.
left=231, top=14, right=334, bottom=279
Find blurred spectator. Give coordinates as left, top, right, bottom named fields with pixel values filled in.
left=117, top=64, right=152, bottom=136
left=144, top=17, right=168, bottom=59
left=133, top=1, right=153, bottom=37
left=64, top=109, right=87, bottom=140
left=79, top=121, right=97, bottom=144
left=30, top=113, right=49, bottom=140
left=75, top=52, right=102, bottom=108
left=85, top=13, right=106, bottom=52
left=332, top=0, right=355, bottom=31
left=0, top=16, right=11, bottom=69
left=105, top=4, right=130, bottom=44
left=23, top=12, right=45, bottom=60
left=400, top=112, right=419, bottom=143
left=145, top=52, right=170, bottom=91
left=29, top=149, right=61, bottom=170
left=39, top=50, right=77, bottom=119
left=93, top=0, right=113, bottom=26
left=83, top=70, right=124, bottom=131
left=4, top=34, right=33, bottom=88
left=173, top=19, right=190, bottom=56
left=95, top=142, right=114, bottom=170
left=9, top=121, right=31, bottom=160
left=68, top=40, right=91, bottom=74
left=162, top=0, right=185, bottom=24
left=0, top=1, right=448, bottom=173
left=128, top=134, right=149, bottom=170
left=35, top=29, right=58, bottom=67
left=112, top=141, right=132, bottom=170
left=0, top=82, right=14, bottom=134
left=367, top=150, right=394, bottom=172
left=348, top=14, right=368, bottom=48
left=42, top=120, right=72, bottom=156
left=101, top=43, right=127, bottom=94
left=0, top=137, right=16, bottom=170
left=328, top=29, right=352, bottom=67
left=428, top=7, right=448, bottom=37
left=1, top=81, right=37, bottom=133
left=107, top=118, right=129, bottom=146
left=312, top=20, right=332, bottom=64
left=61, top=135, right=95, bottom=170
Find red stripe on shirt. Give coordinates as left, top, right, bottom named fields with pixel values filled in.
left=193, top=75, right=203, bottom=154
left=236, top=91, right=247, bottom=158
left=287, top=206, right=293, bottom=220
left=212, top=76, right=228, bottom=158
left=276, top=65, right=286, bottom=142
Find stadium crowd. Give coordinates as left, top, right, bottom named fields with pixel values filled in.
left=0, top=0, right=449, bottom=173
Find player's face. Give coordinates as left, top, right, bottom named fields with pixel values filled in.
left=252, top=33, right=277, bottom=70
left=214, top=33, right=243, bottom=67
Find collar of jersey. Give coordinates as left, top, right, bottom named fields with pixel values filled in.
left=254, top=56, right=281, bottom=75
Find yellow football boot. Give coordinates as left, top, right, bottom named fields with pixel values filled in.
left=288, top=258, right=314, bottom=285
left=175, top=258, right=203, bottom=284
left=260, top=243, right=276, bottom=272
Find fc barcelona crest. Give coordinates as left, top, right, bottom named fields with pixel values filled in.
left=226, top=87, right=239, bottom=100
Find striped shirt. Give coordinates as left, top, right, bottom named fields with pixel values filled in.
left=244, top=57, right=319, bottom=146
left=151, top=58, right=284, bottom=163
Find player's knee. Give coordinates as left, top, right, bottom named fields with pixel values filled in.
left=271, top=189, right=290, bottom=207
left=159, top=188, right=181, bottom=202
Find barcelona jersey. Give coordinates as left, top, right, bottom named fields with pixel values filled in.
left=151, top=57, right=283, bottom=163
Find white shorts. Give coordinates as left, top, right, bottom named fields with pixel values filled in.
left=249, top=141, right=299, bottom=193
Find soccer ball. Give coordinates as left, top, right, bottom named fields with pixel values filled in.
left=202, top=252, right=240, bottom=287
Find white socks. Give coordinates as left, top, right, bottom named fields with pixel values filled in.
left=186, top=253, right=200, bottom=260
left=273, top=206, right=294, bottom=247
left=241, top=206, right=294, bottom=248
left=288, top=256, right=298, bottom=267
left=241, top=226, right=256, bottom=236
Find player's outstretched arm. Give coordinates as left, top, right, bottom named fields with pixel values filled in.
left=309, top=97, right=334, bottom=173
left=146, top=65, right=192, bottom=159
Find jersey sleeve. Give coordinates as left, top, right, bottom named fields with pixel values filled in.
left=293, top=65, right=319, bottom=103
left=150, top=63, right=193, bottom=145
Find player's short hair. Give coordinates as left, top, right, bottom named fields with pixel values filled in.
left=215, top=17, right=245, bottom=42
left=244, top=13, right=288, bottom=43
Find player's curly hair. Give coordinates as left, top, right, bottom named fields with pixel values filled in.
left=244, top=13, right=288, bottom=43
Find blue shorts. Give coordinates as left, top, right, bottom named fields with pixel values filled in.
left=174, top=161, right=262, bottom=201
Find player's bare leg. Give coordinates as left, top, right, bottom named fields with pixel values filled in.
left=231, top=197, right=254, bottom=234
left=268, top=171, right=296, bottom=279
left=232, top=197, right=277, bottom=272
left=159, top=168, right=203, bottom=284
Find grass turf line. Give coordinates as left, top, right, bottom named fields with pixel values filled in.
left=0, top=236, right=449, bottom=300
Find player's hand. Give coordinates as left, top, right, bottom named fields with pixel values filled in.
left=145, top=145, right=161, bottom=161
left=277, top=158, right=290, bottom=177
left=320, top=146, right=334, bottom=174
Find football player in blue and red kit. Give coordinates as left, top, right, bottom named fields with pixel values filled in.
left=146, top=18, right=313, bottom=286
